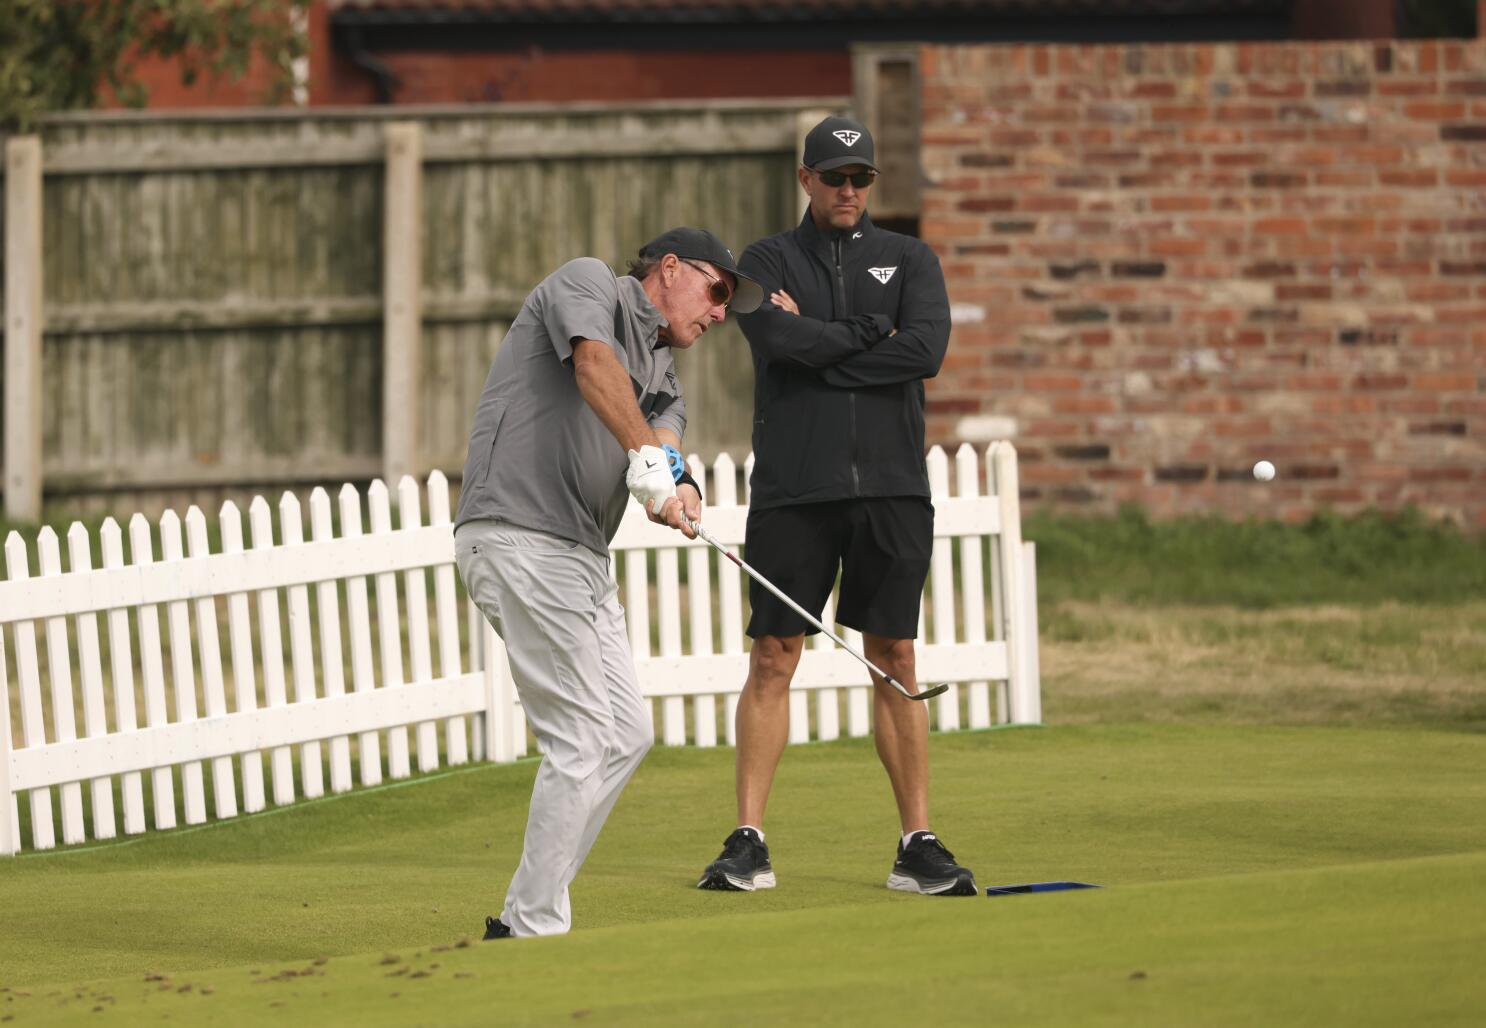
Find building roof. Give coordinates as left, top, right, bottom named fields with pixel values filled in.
left=329, top=0, right=1289, bottom=21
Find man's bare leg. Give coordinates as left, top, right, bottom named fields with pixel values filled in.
left=863, top=634, right=929, bottom=834
left=734, top=633, right=805, bottom=827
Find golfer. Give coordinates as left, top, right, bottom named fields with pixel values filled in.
left=697, top=116, right=977, bottom=895
left=456, top=228, right=762, bottom=938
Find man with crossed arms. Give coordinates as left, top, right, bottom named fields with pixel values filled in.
left=698, top=117, right=977, bottom=897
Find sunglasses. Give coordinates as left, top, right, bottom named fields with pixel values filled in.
left=679, top=258, right=733, bottom=308
left=813, top=168, right=878, bottom=189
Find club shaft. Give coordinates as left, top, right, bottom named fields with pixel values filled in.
left=689, top=521, right=918, bottom=700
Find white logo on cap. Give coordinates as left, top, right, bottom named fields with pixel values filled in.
left=833, top=130, right=862, bottom=147
left=868, top=267, right=897, bottom=284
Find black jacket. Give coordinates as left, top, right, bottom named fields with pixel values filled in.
left=736, top=212, right=951, bottom=510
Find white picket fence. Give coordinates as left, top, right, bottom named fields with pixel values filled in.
left=0, top=443, right=1040, bottom=856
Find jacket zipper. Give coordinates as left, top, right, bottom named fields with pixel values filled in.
left=832, top=235, right=861, bottom=496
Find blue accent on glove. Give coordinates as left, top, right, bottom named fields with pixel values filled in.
left=662, top=444, right=686, bottom=484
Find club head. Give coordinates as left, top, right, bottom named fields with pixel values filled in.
left=910, top=682, right=951, bottom=702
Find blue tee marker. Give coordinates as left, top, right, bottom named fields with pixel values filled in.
left=984, top=881, right=1101, bottom=896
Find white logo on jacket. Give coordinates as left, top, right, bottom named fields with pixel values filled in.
left=867, top=266, right=898, bottom=284
left=832, top=130, right=862, bottom=146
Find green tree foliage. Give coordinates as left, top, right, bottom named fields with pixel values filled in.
left=0, top=0, right=307, bottom=131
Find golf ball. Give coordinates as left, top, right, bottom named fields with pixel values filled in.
left=1253, top=460, right=1276, bottom=482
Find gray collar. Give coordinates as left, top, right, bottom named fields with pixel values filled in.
left=618, top=275, right=668, bottom=347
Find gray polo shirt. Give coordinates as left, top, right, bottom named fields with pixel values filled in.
left=453, top=258, right=687, bottom=555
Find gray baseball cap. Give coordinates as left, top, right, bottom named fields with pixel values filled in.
left=639, top=227, right=763, bottom=314
left=802, top=115, right=877, bottom=173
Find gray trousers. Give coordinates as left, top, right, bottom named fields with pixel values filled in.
left=455, top=519, right=654, bottom=936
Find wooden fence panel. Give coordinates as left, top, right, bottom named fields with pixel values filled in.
left=6, top=102, right=833, bottom=517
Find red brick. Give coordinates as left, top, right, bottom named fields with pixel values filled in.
left=1378, top=169, right=1440, bottom=187
left=1023, top=373, right=1084, bottom=392
left=1403, top=101, right=1468, bottom=119
left=1414, top=373, right=1476, bottom=390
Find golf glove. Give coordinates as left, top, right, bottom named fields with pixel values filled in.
left=626, top=445, right=677, bottom=513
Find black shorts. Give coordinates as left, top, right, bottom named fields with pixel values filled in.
left=743, top=497, right=933, bottom=641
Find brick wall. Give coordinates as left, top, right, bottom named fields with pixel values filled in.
left=919, top=40, right=1486, bottom=528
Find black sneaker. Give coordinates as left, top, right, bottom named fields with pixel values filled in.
left=887, top=832, right=978, bottom=896
left=483, top=916, right=512, bottom=940
left=697, top=827, right=776, bottom=891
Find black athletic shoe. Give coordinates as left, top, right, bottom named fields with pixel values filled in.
left=886, top=832, right=978, bottom=896
left=697, top=827, right=776, bottom=891
left=483, top=916, right=513, bottom=940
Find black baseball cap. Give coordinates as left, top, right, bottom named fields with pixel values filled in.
left=802, top=115, right=877, bottom=173
left=639, top=227, right=763, bottom=314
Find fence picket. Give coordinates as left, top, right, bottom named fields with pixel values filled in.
left=657, top=542, right=686, bottom=746
left=712, top=454, right=743, bottom=745
left=927, top=448, right=960, bottom=731
left=185, top=508, right=240, bottom=819
left=427, top=472, right=469, bottom=766
left=309, top=489, right=355, bottom=792
left=685, top=455, right=717, bottom=748
left=36, top=529, right=87, bottom=843
left=1, top=626, right=17, bottom=854
left=807, top=594, right=835, bottom=743
left=159, top=512, right=208, bottom=825
left=219, top=503, right=267, bottom=812
left=280, top=495, right=325, bottom=798
left=249, top=498, right=296, bottom=805
left=98, top=519, right=147, bottom=834
left=5, top=533, right=56, bottom=849
left=368, top=481, right=412, bottom=779
left=624, top=545, right=654, bottom=734
left=66, top=524, right=116, bottom=840
left=986, top=445, right=1008, bottom=723
left=955, top=445, right=992, bottom=729
left=397, top=476, right=440, bottom=773
left=992, top=443, right=1031, bottom=725
left=338, top=485, right=383, bottom=786
left=128, top=515, right=176, bottom=830
left=845, top=625, right=870, bottom=737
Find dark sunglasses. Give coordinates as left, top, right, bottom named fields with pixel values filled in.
left=679, top=258, right=733, bottom=308
left=813, top=168, right=878, bottom=188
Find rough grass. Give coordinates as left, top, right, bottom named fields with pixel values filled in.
left=1026, top=505, right=1486, bottom=608
left=1041, top=601, right=1486, bottom=730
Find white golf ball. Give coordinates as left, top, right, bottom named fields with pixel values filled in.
left=1253, top=460, right=1276, bottom=482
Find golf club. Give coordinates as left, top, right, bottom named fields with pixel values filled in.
left=687, top=520, right=949, bottom=703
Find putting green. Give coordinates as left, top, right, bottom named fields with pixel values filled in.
left=1, top=725, right=1482, bottom=1025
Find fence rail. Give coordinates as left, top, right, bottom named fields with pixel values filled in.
left=1, top=443, right=1040, bottom=856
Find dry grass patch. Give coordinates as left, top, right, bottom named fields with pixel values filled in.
left=1042, top=601, right=1486, bottom=728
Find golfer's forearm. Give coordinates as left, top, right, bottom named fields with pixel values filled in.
left=572, top=339, right=657, bottom=452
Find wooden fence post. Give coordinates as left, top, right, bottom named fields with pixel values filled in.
left=382, top=121, right=423, bottom=487
left=4, top=135, right=44, bottom=524
left=992, top=442, right=1035, bottom=724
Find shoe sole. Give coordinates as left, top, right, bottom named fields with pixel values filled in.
left=886, top=871, right=978, bottom=896
left=697, top=869, right=777, bottom=892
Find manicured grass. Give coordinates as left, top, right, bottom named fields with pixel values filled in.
left=2, top=724, right=1483, bottom=1024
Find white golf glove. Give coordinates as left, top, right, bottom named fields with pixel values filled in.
left=626, top=445, right=677, bottom=514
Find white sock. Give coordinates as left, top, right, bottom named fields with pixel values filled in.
left=739, top=824, right=764, bottom=842
left=903, top=829, right=931, bottom=848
